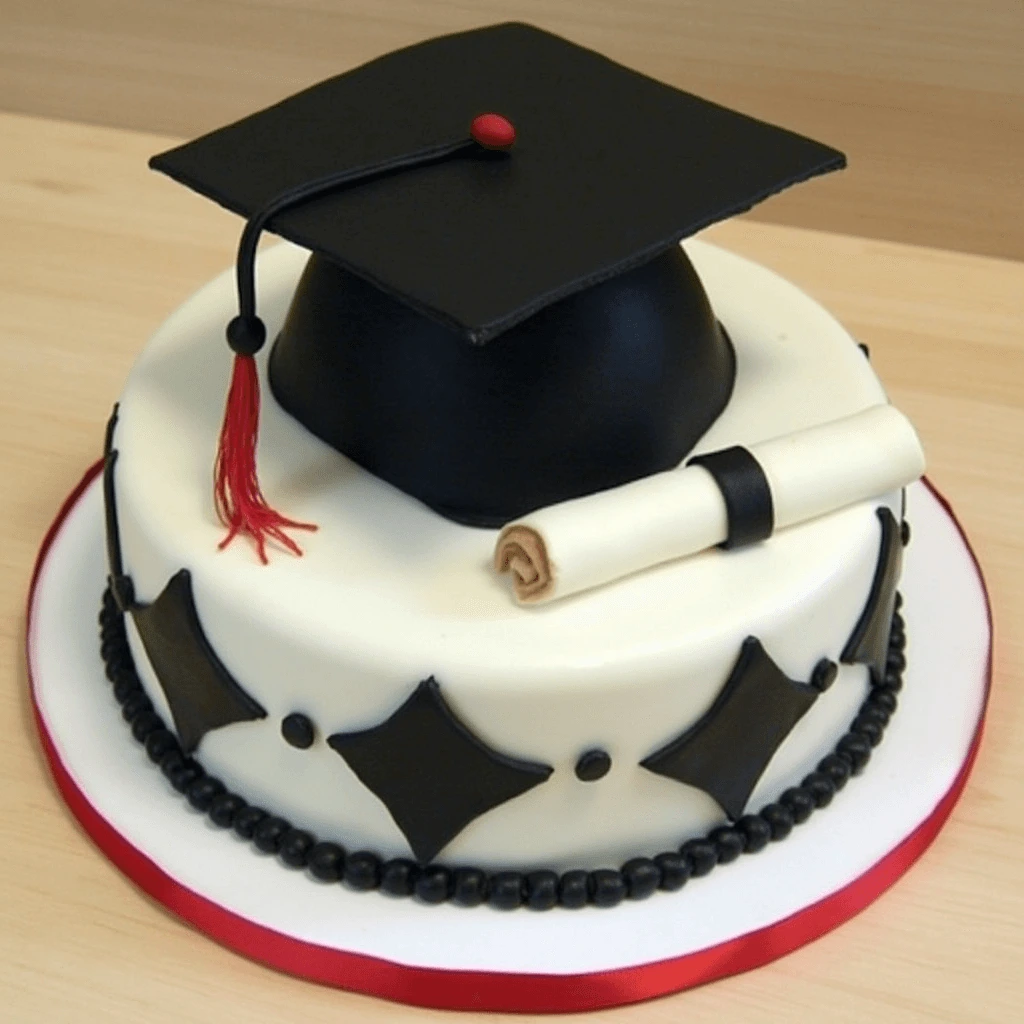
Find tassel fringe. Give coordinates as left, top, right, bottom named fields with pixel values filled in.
left=213, top=353, right=317, bottom=564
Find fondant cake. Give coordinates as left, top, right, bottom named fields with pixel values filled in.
left=96, top=23, right=924, bottom=910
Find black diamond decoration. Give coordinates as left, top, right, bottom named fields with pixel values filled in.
left=841, top=507, right=902, bottom=684
left=102, top=403, right=137, bottom=612
left=641, top=637, right=821, bottom=820
left=102, top=404, right=125, bottom=584
left=132, top=569, right=266, bottom=753
left=328, top=678, right=552, bottom=863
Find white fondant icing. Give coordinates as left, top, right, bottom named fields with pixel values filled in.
left=112, top=240, right=901, bottom=870
left=497, top=405, right=924, bottom=604
left=29, top=477, right=990, bottom=976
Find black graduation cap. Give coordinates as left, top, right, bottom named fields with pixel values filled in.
left=150, top=22, right=844, bottom=555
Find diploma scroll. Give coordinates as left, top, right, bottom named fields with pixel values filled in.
left=494, top=405, right=925, bottom=605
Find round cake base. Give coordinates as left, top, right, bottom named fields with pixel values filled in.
left=26, top=468, right=991, bottom=1013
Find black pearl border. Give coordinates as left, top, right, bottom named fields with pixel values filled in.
left=98, top=586, right=907, bottom=911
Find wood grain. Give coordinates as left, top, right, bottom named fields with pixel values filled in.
left=1, top=112, right=1023, bottom=1022
left=1, top=0, right=1022, bottom=260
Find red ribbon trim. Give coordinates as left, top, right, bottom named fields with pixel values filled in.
left=26, top=466, right=993, bottom=1013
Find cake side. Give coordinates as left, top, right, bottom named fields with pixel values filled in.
left=105, top=241, right=902, bottom=872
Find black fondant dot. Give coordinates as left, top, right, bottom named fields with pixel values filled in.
left=121, top=691, right=153, bottom=723
left=253, top=815, right=291, bottom=854
left=887, top=643, right=907, bottom=668
left=381, top=859, right=419, bottom=896
left=779, top=786, right=815, bottom=824
left=109, top=647, right=131, bottom=670
left=452, top=868, right=489, bottom=907
left=102, top=639, right=126, bottom=665
left=589, top=869, right=626, bottom=908
left=858, top=702, right=891, bottom=728
left=102, top=613, right=125, bottom=637
left=488, top=872, right=525, bottom=910
left=99, top=629, right=121, bottom=650
left=621, top=858, right=661, bottom=900
left=858, top=342, right=870, bottom=358
left=144, top=728, right=179, bottom=764
left=558, top=870, right=589, bottom=909
left=186, top=775, right=225, bottom=812
left=654, top=851, right=692, bottom=891
left=308, top=842, right=346, bottom=882
left=525, top=870, right=559, bottom=910
left=760, top=802, right=794, bottom=840
left=736, top=814, right=772, bottom=853
left=801, top=771, right=836, bottom=808
left=112, top=674, right=141, bottom=704
left=680, top=838, right=717, bottom=877
left=105, top=659, right=132, bottom=686
left=281, top=712, right=315, bottom=750
left=882, top=669, right=904, bottom=693
left=100, top=625, right=125, bottom=645
left=900, top=519, right=911, bottom=546
left=232, top=804, right=267, bottom=840
left=834, top=748, right=855, bottom=772
left=415, top=865, right=452, bottom=904
left=886, top=652, right=907, bottom=677
left=868, top=689, right=899, bottom=715
left=889, top=627, right=907, bottom=651
left=102, top=647, right=129, bottom=671
left=169, top=761, right=204, bottom=794
left=837, top=734, right=872, bottom=772
left=344, top=851, right=382, bottom=891
left=158, top=748, right=186, bottom=779
left=208, top=793, right=246, bottom=828
left=131, top=709, right=164, bottom=743
left=279, top=829, right=315, bottom=868
left=709, top=825, right=745, bottom=863
left=810, top=659, right=838, bottom=693
left=574, top=748, right=611, bottom=782
left=852, top=716, right=885, bottom=747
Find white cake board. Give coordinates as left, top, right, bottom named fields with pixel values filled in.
left=26, top=467, right=991, bottom=1013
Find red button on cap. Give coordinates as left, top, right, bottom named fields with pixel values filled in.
left=470, top=113, right=516, bottom=151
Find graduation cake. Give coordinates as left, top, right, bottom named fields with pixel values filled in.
left=97, top=23, right=925, bottom=910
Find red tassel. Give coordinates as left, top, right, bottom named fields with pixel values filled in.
left=213, top=353, right=317, bottom=564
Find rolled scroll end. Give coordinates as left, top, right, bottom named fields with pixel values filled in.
left=495, top=525, right=554, bottom=604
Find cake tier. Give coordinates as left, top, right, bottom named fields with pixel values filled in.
left=111, top=240, right=896, bottom=872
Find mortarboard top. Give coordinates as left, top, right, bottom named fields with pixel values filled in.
left=151, top=21, right=843, bottom=345
left=149, top=22, right=846, bottom=544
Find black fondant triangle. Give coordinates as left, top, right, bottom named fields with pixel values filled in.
left=841, top=507, right=902, bottom=683
left=328, top=678, right=552, bottom=863
left=641, top=637, right=820, bottom=820
left=132, top=570, right=266, bottom=753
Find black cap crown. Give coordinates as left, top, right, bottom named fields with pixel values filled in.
left=151, top=23, right=845, bottom=529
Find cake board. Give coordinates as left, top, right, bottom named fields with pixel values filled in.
left=26, top=467, right=991, bottom=1013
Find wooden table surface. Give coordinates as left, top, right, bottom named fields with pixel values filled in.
left=1, top=112, right=1021, bottom=1023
